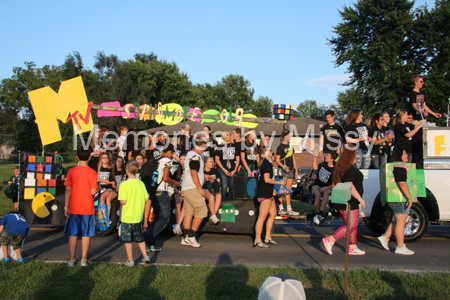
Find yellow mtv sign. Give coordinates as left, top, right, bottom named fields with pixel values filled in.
left=28, top=77, right=93, bottom=146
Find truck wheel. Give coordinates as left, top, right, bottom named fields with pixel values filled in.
left=404, top=203, right=429, bottom=242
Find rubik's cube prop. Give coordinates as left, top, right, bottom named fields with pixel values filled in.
left=273, top=104, right=294, bottom=120
left=23, top=155, right=65, bottom=200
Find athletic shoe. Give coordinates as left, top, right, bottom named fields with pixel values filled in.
left=395, top=245, right=414, bottom=255
left=210, top=215, right=220, bottom=225
left=214, top=216, right=220, bottom=225
left=17, top=258, right=28, bottom=263
left=278, top=209, right=287, bottom=216
left=349, top=247, right=366, bottom=255
left=322, top=237, right=334, bottom=255
left=125, top=260, right=135, bottom=267
left=313, top=214, right=322, bottom=225
left=80, top=259, right=89, bottom=267
left=209, top=216, right=214, bottom=225
left=184, top=236, right=201, bottom=248
left=377, top=235, right=390, bottom=251
left=142, top=255, right=151, bottom=265
left=287, top=210, right=300, bottom=216
left=172, top=224, right=183, bottom=236
left=2, top=258, right=11, bottom=262
left=147, top=245, right=162, bottom=252
left=67, top=259, right=76, bottom=267
left=181, top=236, right=189, bottom=246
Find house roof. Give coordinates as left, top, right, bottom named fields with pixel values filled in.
left=144, top=117, right=325, bottom=137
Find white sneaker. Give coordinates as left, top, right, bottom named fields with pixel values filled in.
left=278, top=209, right=287, bottom=216
left=210, top=215, right=220, bottom=225
left=313, top=214, right=321, bottom=225
left=322, top=237, right=334, bottom=255
left=377, top=235, right=390, bottom=251
left=395, top=245, right=414, bottom=255
left=349, top=247, right=366, bottom=255
left=80, top=259, right=89, bottom=267
left=184, top=236, right=201, bottom=248
left=287, top=210, right=299, bottom=216
left=142, top=255, right=151, bottom=265
left=67, top=259, right=76, bottom=267
left=181, top=236, right=189, bottom=246
left=125, top=260, right=135, bottom=267
left=172, top=224, right=183, bottom=236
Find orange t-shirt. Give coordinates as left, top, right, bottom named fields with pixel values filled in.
left=65, top=166, right=98, bottom=215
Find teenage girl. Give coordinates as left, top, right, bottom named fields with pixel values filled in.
left=204, top=157, right=222, bottom=225
left=98, top=153, right=117, bottom=218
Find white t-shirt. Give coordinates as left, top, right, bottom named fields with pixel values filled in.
left=157, top=157, right=173, bottom=192
left=181, top=151, right=204, bottom=192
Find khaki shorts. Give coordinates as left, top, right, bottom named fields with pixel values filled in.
left=311, top=185, right=321, bottom=195
left=181, top=188, right=208, bottom=218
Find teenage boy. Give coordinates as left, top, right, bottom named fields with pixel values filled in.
left=181, top=139, right=207, bottom=248
left=320, top=110, right=344, bottom=155
left=118, top=160, right=151, bottom=266
left=142, top=144, right=181, bottom=252
left=64, top=146, right=99, bottom=267
left=409, top=75, right=442, bottom=168
left=312, top=153, right=336, bottom=225
left=0, top=211, right=29, bottom=263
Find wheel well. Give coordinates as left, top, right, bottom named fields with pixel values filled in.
left=418, top=188, right=440, bottom=222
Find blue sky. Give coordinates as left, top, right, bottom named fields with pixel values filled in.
left=0, top=0, right=431, bottom=108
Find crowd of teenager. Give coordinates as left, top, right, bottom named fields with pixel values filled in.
left=2, top=75, right=438, bottom=264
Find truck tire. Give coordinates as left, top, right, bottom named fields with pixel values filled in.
left=364, top=195, right=429, bottom=242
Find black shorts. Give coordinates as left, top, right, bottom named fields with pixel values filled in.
left=120, top=222, right=144, bottom=243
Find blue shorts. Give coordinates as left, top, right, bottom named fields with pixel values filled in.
left=387, top=202, right=410, bottom=215
left=63, top=214, right=96, bottom=237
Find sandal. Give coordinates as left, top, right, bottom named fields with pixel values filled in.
left=253, top=242, right=269, bottom=248
left=264, top=239, right=278, bottom=245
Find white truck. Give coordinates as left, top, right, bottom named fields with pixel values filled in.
left=361, top=127, right=450, bottom=241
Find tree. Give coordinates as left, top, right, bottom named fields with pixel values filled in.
left=329, top=0, right=419, bottom=113
left=252, top=96, right=273, bottom=117
left=295, top=100, right=328, bottom=121
left=214, top=74, right=255, bottom=112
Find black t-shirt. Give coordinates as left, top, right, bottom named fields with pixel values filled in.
left=98, top=167, right=114, bottom=189
left=234, top=141, right=243, bottom=168
left=202, top=141, right=216, bottom=161
left=409, top=90, right=425, bottom=121
left=321, top=124, right=344, bottom=153
left=204, top=168, right=220, bottom=182
left=393, top=167, right=407, bottom=182
left=257, top=159, right=275, bottom=198
left=370, top=127, right=387, bottom=155
left=276, top=143, right=294, bottom=169
left=333, top=166, right=364, bottom=211
left=152, top=141, right=165, bottom=158
left=242, top=144, right=259, bottom=169
left=313, top=162, right=334, bottom=187
left=215, top=143, right=237, bottom=173
left=345, top=123, right=369, bottom=151
left=394, top=123, right=413, bottom=153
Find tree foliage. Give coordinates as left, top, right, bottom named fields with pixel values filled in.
left=252, top=96, right=274, bottom=117
left=331, top=0, right=450, bottom=125
left=295, top=99, right=346, bottom=124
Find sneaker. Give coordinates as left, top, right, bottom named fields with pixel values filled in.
left=80, top=259, right=89, bottom=267
left=210, top=215, right=220, bottom=225
left=184, top=236, right=201, bottom=248
left=214, top=215, right=220, bottom=225
left=322, top=237, right=334, bottom=255
left=181, top=236, right=189, bottom=246
left=2, top=258, right=11, bottom=262
left=17, top=258, right=28, bottom=263
left=287, top=210, right=300, bottom=216
left=349, top=247, right=366, bottom=255
left=313, top=214, right=321, bottom=225
left=67, top=259, right=76, bottom=267
left=395, top=245, right=414, bottom=255
left=172, top=224, right=183, bottom=236
left=377, top=235, right=390, bottom=251
left=125, top=260, right=135, bottom=267
left=209, top=216, right=214, bottom=225
left=278, top=209, right=287, bottom=216
left=147, top=245, right=162, bottom=252
left=142, top=255, right=151, bottom=265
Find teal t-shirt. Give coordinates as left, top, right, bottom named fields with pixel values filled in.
left=118, top=178, right=149, bottom=223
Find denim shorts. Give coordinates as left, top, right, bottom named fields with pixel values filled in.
left=387, top=202, right=410, bottom=215
left=280, top=168, right=295, bottom=179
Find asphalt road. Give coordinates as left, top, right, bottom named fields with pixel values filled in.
left=22, top=221, right=450, bottom=272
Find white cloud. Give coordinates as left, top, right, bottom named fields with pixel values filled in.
left=306, top=74, right=350, bottom=87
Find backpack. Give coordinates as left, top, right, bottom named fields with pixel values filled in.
left=140, top=157, right=163, bottom=194
left=4, top=184, right=18, bottom=200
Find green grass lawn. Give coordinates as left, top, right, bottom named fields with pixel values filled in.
left=0, top=164, right=16, bottom=216
left=0, top=262, right=448, bottom=300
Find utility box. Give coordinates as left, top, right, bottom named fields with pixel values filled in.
left=331, top=183, right=352, bottom=205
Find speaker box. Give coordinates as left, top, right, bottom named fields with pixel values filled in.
left=232, top=176, right=258, bottom=200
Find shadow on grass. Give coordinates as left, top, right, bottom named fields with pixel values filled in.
left=303, top=268, right=347, bottom=300
left=117, top=266, right=162, bottom=300
left=375, top=271, right=423, bottom=300
left=32, top=263, right=96, bottom=300
left=206, top=253, right=259, bottom=300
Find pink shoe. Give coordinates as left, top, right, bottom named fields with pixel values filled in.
left=322, top=237, right=334, bottom=255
